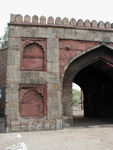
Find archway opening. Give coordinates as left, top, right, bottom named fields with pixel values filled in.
left=74, top=60, right=113, bottom=116
left=72, top=83, right=84, bottom=118
left=63, top=45, right=113, bottom=127
left=72, top=60, right=113, bottom=126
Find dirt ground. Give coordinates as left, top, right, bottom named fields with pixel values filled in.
left=1, top=109, right=113, bottom=150
left=0, top=125, right=113, bottom=150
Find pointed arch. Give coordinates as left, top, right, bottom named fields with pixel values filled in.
left=62, top=44, right=113, bottom=88
left=62, top=44, right=113, bottom=121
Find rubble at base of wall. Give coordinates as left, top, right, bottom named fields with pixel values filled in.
left=63, top=116, right=73, bottom=127
left=8, top=118, right=63, bottom=132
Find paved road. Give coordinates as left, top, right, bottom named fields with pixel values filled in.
left=0, top=126, right=113, bottom=150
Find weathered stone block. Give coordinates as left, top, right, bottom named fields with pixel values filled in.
left=8, top=38, right=21, bottom=50
left=10, top=107, right=18, bottom=120
left=69, top=18, right=76, bottom=26
left=105, top=22, right=111, bottom=29
left=62, top=17, right=69, bottom=25
left=84, top=20, right=91, bottom=28
left=15, top=14, right=23, bottom=23
left=47, top=93, right=58, bottom=107
left=48, top=16, right=54, bottom=24
left=91, top=20, right=98, bottom=28
left=32, top=15, right=38, bottom=23
left=10, top=14, right=16, bottom=22
left=98, top=21, right=105, bottom=28
left=47, top=83, right=59, bottom=93
left=40, top=16, right=46, bottom=24
left=24, top=15, right=31, bottom=23
left=35, top=122, right=44, bottom=130
left=11, top=125, right=20, bottom=132
left=20, top=125, right=28, bottom=131
left=47, top=62, right=59, bottom=73
left=56, top=119, right=63, bottom=129
left=6, top=92, right=18, bottom=102
left=11, top=121, right=20, bottom=126
left=44, top=120, right=56, bottom=130
left=77, top=19, right=84, bottom=27
left=55, top=17, right=62, bottom=25
left=7, top=68, right=20, bottom=78
left=7, top=53, right=15, bottom=65
left=28, top=124, right=36, bottom=131
left=48, top=106, right=58, bottom=119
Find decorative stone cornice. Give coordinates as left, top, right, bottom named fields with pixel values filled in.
left=9, top=14, right=113, bottom=30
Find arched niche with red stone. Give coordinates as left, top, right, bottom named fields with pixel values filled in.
left=19, top=84, right=47, bottom=119
left=21, top=38, right=47, bottom=71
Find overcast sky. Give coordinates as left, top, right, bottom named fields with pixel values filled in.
left=0, top=0, right=113, bottom=38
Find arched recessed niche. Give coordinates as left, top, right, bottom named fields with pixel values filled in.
left=21, top=39, right=47, bottom=71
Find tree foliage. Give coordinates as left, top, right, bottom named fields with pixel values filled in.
left=2, top=27, right=9, bottom=43
left=0, top=27, right=9, bottom=48
left=72, top=88, right=81, bottom=105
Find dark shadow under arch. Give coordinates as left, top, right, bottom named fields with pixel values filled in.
left=62, top=44, right=113, bottom=125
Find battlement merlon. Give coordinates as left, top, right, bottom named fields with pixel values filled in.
left=9, top=14, right=113, bottom=31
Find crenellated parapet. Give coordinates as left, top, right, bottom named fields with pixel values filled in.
left=10, top=14, right=113, bottom=30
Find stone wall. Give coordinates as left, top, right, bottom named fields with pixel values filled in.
left=4, top=14, right=113, bottom=132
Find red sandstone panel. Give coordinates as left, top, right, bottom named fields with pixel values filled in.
left=23, top=58, right=44, bottom=70
left=21, top=39, right=47, bottom=71
left=59, top=40, right=87, bottom=51
left=59, top=50, right=77, bottom=59
left=24, top=44, right=44, bottom=58
left=19, top=85, right=47, bottom=119
left=59, top=40, right=100, bottom=76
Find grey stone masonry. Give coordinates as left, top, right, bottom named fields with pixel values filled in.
left=4, top=14, right=113, bottom=132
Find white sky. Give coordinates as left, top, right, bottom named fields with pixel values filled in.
left=72, top=83, right=81, bottom=91
left=0, top=0, right=113, bottom=38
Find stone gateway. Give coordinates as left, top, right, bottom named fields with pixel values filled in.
left=1, top=14, right=113, bottom=132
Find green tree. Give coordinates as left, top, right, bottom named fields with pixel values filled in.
left=2, top=27, right=9, bottom=43
left=72, top=88, right=81, bottom=105
left=0, top=27, right=9, bottom=48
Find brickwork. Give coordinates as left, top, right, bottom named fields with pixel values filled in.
left=2, top=14, right=113, bottom=132
left=0, top=48, right=8, bottom=117
left=59, top=40, right=100, bottom=75
left=0, top=42, right=8, bottom=132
